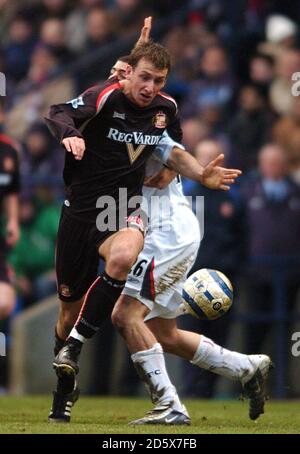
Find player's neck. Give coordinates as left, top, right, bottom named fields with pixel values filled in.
left=121, top=79, right=134, bottom=103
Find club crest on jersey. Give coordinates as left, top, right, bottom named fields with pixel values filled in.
left=152, top=111, right=168, bottom=128
left=59, top=284, right=72, bottom=298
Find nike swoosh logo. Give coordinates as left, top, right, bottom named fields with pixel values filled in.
left=165, top=415, right=178, bottom=423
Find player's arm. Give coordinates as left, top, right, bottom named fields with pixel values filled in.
left=135, top=16, right=152, bottom=48
left=158, top=106, right=241, bottom=190
left=144, top=166, right=177, bottom=189
left=45, top=86, right=103, bottom=160
left=154, top=132, right=241, bottom=190
left=167, top=147, right=241, bottom=191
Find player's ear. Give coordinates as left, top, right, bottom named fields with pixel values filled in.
left=125, top=64, right=133, bottom=79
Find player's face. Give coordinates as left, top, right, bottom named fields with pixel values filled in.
left=126, top=58, right=168, bottom=107
left=110, top=60, right=128, bottom=80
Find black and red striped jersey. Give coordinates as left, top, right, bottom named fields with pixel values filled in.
left=45, top=78, right=182, bottom=222
left=0, top=134, right=20, bottom=205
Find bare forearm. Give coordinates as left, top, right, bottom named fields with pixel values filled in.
left=167, top=146, right=242, bottom=191
left=167, top=147, right=204, bottom=183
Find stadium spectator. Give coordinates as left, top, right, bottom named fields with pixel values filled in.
left=3, top=13, right=37, bottom=84
left=241, top=144, right=300, bottom=371
left=228, top=84, right=273, bottom=172
left=269, top=49, right=300, bottom=115
left=5, top=44, right=75, bottom=140
left=272, top=97, right=300, bottom=184
left=258, top=14, right=298, bottom=60
left=40, top=18, right=74, bottom=64
left=8, top=189, right=60, bottom=307
left=248, top=53, right=275, bottom=96
left=180, top=45, right=234, bottom=119
left=21, top=122, right=64, bottom=199
left=181, top=117, right=210, bottom=153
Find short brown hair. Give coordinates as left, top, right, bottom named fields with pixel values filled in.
left=129, top=40, right=171, bottom=74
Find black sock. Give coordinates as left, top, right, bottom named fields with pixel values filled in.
left=54, top=328, right=65, bottom=356
left=74, top=271, right=125, bottom=339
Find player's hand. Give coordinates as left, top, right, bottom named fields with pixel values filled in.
left=144, top=167, right=177, bottom=189
left=202, top=154, right=242, bottom=190
left=136, top=16, right=152, bottom=46
left=6, top=219, right=20, bottom=246
left=62, top=137, right=86, bottom=160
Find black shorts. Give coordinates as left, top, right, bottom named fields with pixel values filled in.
left=56, top=207, right=146, bottom=302
left=0, top=236, right=10, bottom=283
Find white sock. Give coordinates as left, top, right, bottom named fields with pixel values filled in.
left=131, top=343, right=183, bottom=411
left=191, top=335, right=254, bottom=383
left=69, top=327, right=86, bottom=344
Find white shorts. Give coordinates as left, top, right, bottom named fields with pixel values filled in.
left=123, top=204, right=201, bottom=320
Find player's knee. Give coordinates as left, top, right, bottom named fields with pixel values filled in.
left=111, top=304, right=140, bottom=332
left=108, top=249, right=137, bottom=276
left=156, top=333, right=179, bottom=354
left=111, top=306, right=127, bottom=330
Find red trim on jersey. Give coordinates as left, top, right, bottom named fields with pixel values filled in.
left=0, top=134, right=19, bottom=152
left=95, top=82, right=121, bottom=112
left=158, top=91, right=178, bottom=109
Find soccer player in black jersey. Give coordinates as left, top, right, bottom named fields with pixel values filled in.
left=0, top=129, right=20, bottom=322
left=46, top=37, right=242, bottom=422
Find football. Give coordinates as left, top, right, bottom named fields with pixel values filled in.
left=182, top=268, right=233, bottom=320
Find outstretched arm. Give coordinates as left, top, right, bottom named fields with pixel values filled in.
left=144, top=167, right=177, bottom=189
left=167, top=147, right=241, bottom=190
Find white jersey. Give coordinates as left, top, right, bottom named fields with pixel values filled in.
left=142, top=155, right=190, bottom=229
left=123, top=155, right=201, bottom=320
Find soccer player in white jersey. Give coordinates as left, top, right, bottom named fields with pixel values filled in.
left=108, top=19, right=272, bottom=425
left=112, top=133, right=272, bottom=425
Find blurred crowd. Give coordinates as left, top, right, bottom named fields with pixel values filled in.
left=1, top=0, right=300, bottom=396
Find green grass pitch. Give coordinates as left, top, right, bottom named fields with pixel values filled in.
left=0, top=396, right=299, bottom=434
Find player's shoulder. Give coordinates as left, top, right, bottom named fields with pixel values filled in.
left=84, top=77, right=120, bottom=96
left=82, top=77, right=122, bottom=112
left=157, top=91, right=178, bottom=113
left=82, top=79, right=120, bottom=99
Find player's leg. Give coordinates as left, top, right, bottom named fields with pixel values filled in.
left=54, top=227, right=144, bottom=375
left=111, top=294, right=190, bottom=425
left=49, top=210, right=100, bottom=422
left=49, top=299, right=85, bottom=423
left=147, top=316, right=273, bottom=420
left=111, top=229, right=193, bottom=425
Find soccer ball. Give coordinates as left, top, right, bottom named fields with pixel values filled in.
left=182, top=268, right=233, bottom=320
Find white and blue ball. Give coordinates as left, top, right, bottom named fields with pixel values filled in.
left=182, top=268, right=233, bottom=320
